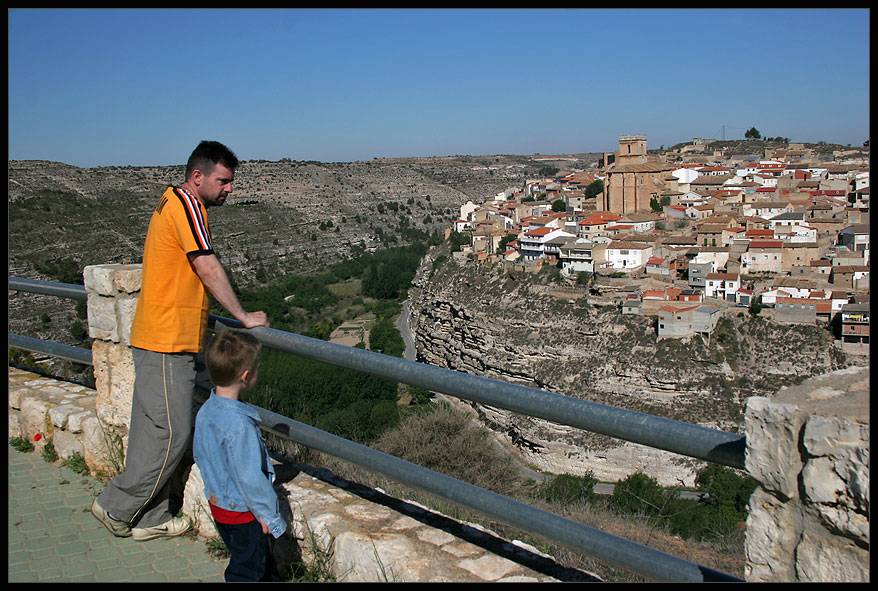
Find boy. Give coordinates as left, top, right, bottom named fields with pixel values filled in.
left=194, top=330, right=287, bottom=582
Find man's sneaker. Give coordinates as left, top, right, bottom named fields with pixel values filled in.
left=131, top=514, right=193, bottom=542
left=91, top=498, right=131, bottom=538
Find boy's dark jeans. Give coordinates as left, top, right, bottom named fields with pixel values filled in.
left=215, top=520, right=281, bottom=582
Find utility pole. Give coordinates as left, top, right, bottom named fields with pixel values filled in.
left=721, top=125, right=726, bottom=141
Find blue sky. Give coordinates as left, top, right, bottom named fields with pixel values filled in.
left=8, top=8, right=870, bottom=167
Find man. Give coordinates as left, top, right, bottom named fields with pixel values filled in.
left=91, top=140, right=269, bottom=541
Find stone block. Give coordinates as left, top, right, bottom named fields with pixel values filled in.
left=334, top=531, right=418, bottom=582
left=9, top=386, right=28, bottom=410
left=796, top=521, right=870, bottom=582
left=81, top=416, right=118, bottom=476
left=92, top=341, right=135, bottom=430
left=112, top=264, right=143, bottom=294
left=804, top=416, right=867, bottom=457
left=182, top=464, right=218, bottom=539
left=19, top=397, right=54, bottom=443
left=87, top=292, right=118, bottom=342
left=744, top=397, right=804, bottom=499
left=67, top=410, right=93, bottom=434
left=9, top=411, right=21, bottom=438
left=115, top=294, right=139, bottom=346
left=744, top=488, right=802, bottom=582
left=83, top=265, right=116, bottom=297
left=53, top=430, right=84, bottom=460
left=457, top=554, right=520, bottom=581
left=802, top=457, right=846, bottom=505
left=49, top=404, right=85, bottom=430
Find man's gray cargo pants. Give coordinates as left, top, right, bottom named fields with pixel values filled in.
left=96, top=347, right=198, bottom=528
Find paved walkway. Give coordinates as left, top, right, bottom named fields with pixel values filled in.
left=7, top=444, right=227, bottom=583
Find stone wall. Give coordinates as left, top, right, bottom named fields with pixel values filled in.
left=68, top=263, right=588, bottom=582
left=744, top=366, right=869, bottom=582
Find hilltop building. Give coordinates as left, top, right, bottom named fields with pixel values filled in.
left=601, top=135, right=674, bottom=215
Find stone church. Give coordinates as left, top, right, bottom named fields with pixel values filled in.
left=601, top=135, right=674, bottom=214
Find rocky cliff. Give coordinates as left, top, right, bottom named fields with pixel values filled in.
left=409, top=254, right=852, bottom=486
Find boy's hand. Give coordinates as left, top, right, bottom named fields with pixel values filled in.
left=258, top=519, right=269, bottom=535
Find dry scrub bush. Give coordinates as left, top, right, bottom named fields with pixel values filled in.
left=373, top=401, right=526, bottom=497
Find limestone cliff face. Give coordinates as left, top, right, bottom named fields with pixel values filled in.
left=409, top=255, right=850, bottom=486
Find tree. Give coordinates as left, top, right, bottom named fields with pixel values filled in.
left=744, top=127, right=762, bottom=140
left=551, top=198, right=567, bottom=212
left=538, top=165, right=559, bottom=178
left=748, top=294, right=763, bottom=316
left=584, top=180, right=604, bottom=199
left=497, top=234, right=517, bottom=253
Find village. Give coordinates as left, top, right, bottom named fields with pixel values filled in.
left=448, top=135, right=869, bottom=355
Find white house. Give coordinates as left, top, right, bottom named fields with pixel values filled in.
left=768, top=211, right=807, bottom=230
left=605, top=241, right=653, bottom=271
left=612, top=212, right=660, bottom=233
left=744, top=201, right=794, bottom=219
left=460, top=200, right=479, bottom=224
left=559, top=238, right=601, bottom=274
left=678, top=191, right=709, bottom=207
left=704, top=272, right=741, bottom=301
left=775, top=224, right=818, bottom=243
left=518, top=227, right=576, bottom=261
left=672, top=168, right=701, bottom=185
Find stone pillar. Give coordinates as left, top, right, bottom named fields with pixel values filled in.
left=83, top=264, right=142, bottom=475
left=744, top=366, right=869, bottom=582
left=83, top=263, right=217, bottom=538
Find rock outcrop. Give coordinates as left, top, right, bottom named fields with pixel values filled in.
left=409, top=255, right=851, bottom=486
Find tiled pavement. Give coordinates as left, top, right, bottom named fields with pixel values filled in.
left=7, top=445, right=227, bottom=583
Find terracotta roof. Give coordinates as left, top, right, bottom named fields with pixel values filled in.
left=580, top=212, right=622, bottom=226
left=706, top=272, right=739, bottom=281
left=832, top=265, right=870, bottom=273
left=607, top=241, right=651, bottom=250
left=525, top=227, right=553, bottom=237
left=776, top=297, right=832, bottom=314
left=646, top=256, right=665, bottom=265
left=749, top=240, right=784, bottom=249
left=691, top=175, right=732, bottom=185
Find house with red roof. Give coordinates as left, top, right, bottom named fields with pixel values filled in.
left=704, top=272, right=741, bottom=301
left=577, top=212, right=622, bottom=239
left=741, top=240, right=784, bottom=273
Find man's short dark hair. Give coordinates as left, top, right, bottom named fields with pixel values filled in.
left=185, top=140, right=239, bottom=180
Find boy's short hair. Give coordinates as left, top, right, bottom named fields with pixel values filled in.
left=206, top=330, right=261, bottom=387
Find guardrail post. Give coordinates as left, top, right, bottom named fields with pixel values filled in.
left=83, top=264, right=142, bottom=474
left=743, top=366, right=869, bottom=582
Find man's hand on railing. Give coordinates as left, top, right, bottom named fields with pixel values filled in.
left=239, top=311, right=270, bottom=329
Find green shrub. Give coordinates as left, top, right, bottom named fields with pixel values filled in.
left=537, top=473, right=598, bottom=505
left=41, top=440, right=59, bottom=463
left=63, top=452, right=90, bottom=475
left=9, top=437, right=34, bottom=453
left=610, top=472, right=676, bottom=516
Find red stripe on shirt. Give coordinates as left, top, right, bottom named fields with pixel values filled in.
left=209, top=503, right=256, bottom=525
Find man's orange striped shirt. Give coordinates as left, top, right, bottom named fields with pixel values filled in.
left=130, top=186, right=213, bottom=353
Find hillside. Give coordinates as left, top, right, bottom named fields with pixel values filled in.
left=408, top=252, right=852, bottom=486
left=7, top=155, right=549, bottom=353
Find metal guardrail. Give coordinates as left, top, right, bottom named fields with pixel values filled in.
left=214, top=317, right=747, bottom=470
left=9, top=276, right=744, bottom=581
left=7, top=333, right=93, bottom=366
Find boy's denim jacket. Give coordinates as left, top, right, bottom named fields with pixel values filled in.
left=193, top=391, right=287, bottom=539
